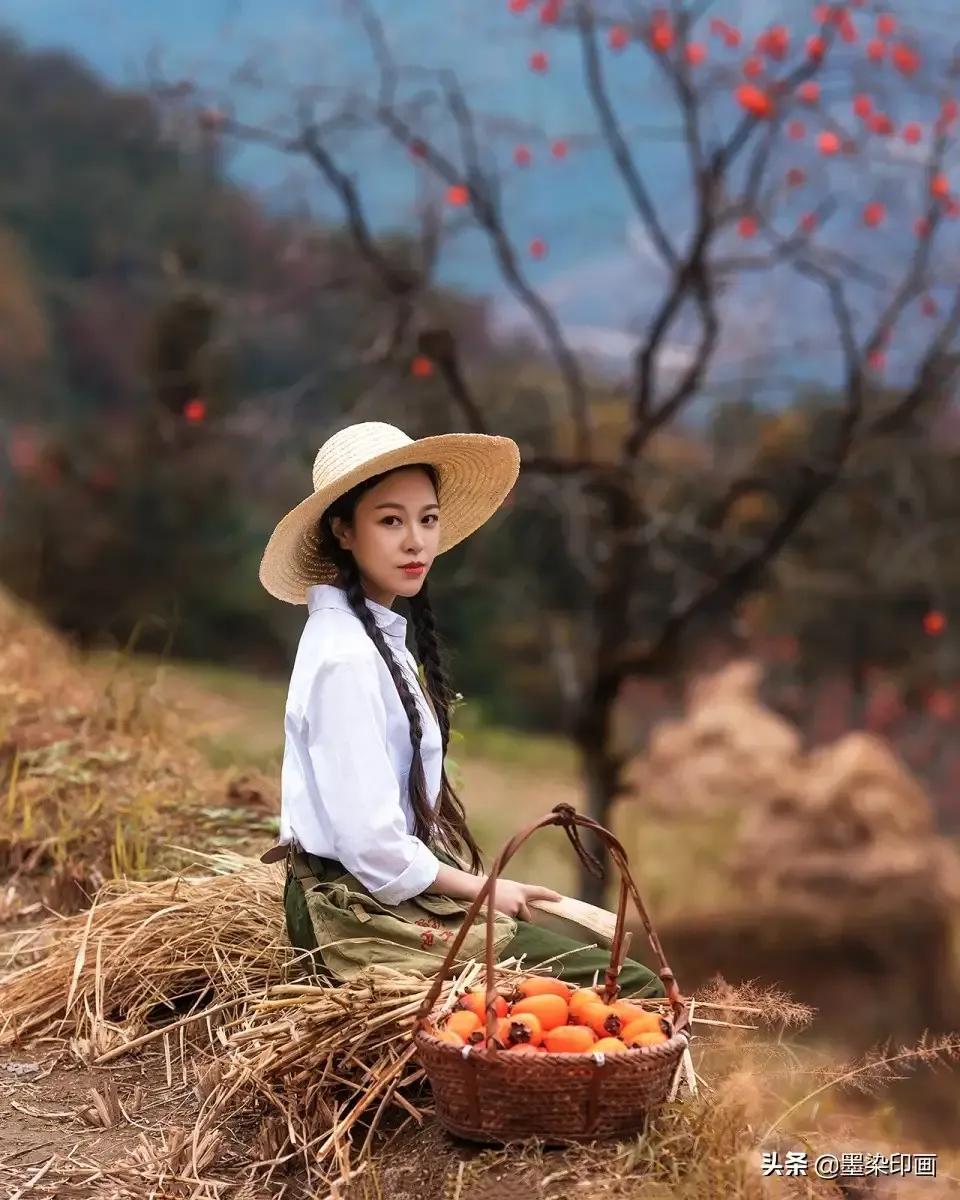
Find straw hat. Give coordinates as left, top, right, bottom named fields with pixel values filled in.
left=258, top=421, right=521, bottom=604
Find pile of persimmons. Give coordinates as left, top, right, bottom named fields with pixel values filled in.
left=429, top=976, right=672, bottom=1054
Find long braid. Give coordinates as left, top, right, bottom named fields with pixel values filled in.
left=409, top=581, right=485, bottom=874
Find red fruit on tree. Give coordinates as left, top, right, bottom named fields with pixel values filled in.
left=863, top=201, right=886, bottom=227
left=184, top=398, right=207, bottom=422
left=870, top=113, right=894, bottom=136
left=786, top=167, right=806, bottom=187
left=867, top=349, right=886, bottom=371
left=942, top=98, right=959, bottom=124
left=738, top=215, right=759, bottom=238
left=923, top=610, right=946, bottom=636
left=411, top=356, right=433, bottom=378
left=550, top=139, right=569, bottom=159
left=812, top=4, right=830, bottom=22
left=724, top=28, right=742, bottom=48
left=931, top=174, right=951, bottom=200
left=736, top=84, right=773, bottom=118
left=650, top=21, right=674, bottom=52
left=539, top=0, right=561, bottom=24
left=817, top=130, right=840, bottom=155
left=891, top=44, right=920, bottom=75
left=787, top=120, right=807, bottom=140
left=743, top=56, right=764, bottom=78
left=866, top=39, right=886, bottom=62
left=508, top=0, right=530, bottom=12
left=608, top=25, right=630, bottom=51
left=529, top=237, right=548, bottom=259
left=876, top=13, right=897, bottom=37
left=840, top=15, right=859, bottom=43
left=902, top=122, right=923, bottom=145
left=685, top=42, right=707, bottom=66
left=800, top=211, right=818, bottom=233
left=806, top=35, right=827, bottom=60
left=446, top=184, right=470, bottom=206
left=513, top=145, right=532, bottom=167
left=529, top=50, right=549, bottom=72
left=853, top=94, right=873, bottom=119
left=798, top=81, right=820, bottom=104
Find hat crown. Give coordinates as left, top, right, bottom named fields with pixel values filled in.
left=312, top=422, right=414, bottom=493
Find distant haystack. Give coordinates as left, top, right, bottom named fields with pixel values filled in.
left=627, top=659, right=804, bottom=817
left=629, top=656, right=960, bottom=912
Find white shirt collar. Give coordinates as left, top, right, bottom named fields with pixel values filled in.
left=306, top=583, right=407, bottom=642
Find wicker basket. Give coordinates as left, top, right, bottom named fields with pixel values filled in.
left=412, top=803, right=692, bottom=1144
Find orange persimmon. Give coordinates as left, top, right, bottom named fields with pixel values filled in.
left=506, top=1012, right=544, bottom=1046
left=624, top=1028, right=670, bottom=1048
left=434, top=1029, right=465, bottom=1047
left=568, top=987, right=603, bottom=1019
left=611, top=999, right=650, bottom=1024
left=445, top=1010, right=484, bottom=1044
left=459, top=988, right=508, bottom=1021
left=507, top=1042, right=545, bottom=1053
left=592, top=1037, right=628, bottom=1053
left=579, top=1004, right=623, bottom=1038
left=510, top=993, right=569, bottom=1031
left=621, top=1011, right=667, bottom=1039
left=516, top=976, right=573, bottom=1001
left=543, top=1024, right=597, bottom=1054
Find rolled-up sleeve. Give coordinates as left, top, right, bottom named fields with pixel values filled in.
left=301, top=654, right=441, bottom=906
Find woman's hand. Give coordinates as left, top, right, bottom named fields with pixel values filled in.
left=487, top=878, right=562, bottom=921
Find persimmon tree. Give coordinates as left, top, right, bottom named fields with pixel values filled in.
left=183, top=0, right=960, bottom=900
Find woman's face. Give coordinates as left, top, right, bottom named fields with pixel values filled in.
left=331, top=466, right=440, bottom=607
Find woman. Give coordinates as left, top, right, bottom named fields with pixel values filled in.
left=258, top=420, right=664, bottom=998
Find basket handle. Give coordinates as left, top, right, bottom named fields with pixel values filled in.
left=413, top=803, right=688, bottom=1049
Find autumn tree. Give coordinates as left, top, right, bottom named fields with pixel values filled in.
left=190, top=0, right=960, bottom=900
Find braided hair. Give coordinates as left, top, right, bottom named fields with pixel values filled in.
left=312, top=463, right=484, bottom=875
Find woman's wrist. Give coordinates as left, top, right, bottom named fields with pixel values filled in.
left=432, top=863, right=487, bottom=902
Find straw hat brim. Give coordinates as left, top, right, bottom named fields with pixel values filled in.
left=258, top=432, right=520, bottom=605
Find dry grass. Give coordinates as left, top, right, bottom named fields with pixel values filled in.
left=2, top=855, right=958, bottom=1199
left=0, top=587, right=280, bottom=920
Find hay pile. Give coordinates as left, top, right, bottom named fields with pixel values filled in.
left=628, top=661, right=804, bottom=819
left=0, top=584, right=278, bottom=918
left=2, top=849, right=874, bottom=1200
left=628, top=658, right=960, bottom=911
left=2, top=867, right=957, bottom=1199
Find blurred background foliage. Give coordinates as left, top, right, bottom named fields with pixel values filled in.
left=1, top=29, right=959, bottom=826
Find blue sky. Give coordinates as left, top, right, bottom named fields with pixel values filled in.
left=3, top=1, right=958, bottom=392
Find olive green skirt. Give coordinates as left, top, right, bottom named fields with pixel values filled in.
left=283, top=845, right=664, bottom=998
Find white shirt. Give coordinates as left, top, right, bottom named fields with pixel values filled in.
left=278, top=582, right=444, bottom=905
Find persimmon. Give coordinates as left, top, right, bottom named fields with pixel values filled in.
left=459, top=988, right=508, bottom=1021
left=510, top=993, right=569, bottom=1031
left=624, top=1028, right=670, bottom=1048
left=592, top=1037, right=628, bottom=1053
left=491, top=1017, right=513, bottom=1047
left=579, top=1003, right=624, bottom=1038
left=507, top=1042, right=544, bottom=1053
left=434, top=1029, right=465, bottom=1047
left=516, top=976, right=572, bottom=1002
left=568, top=987, right=603, bottom=1019
left=445, top=1010, right=484, bottom=1044
left=620, top=1011, right=666, bottom=1038
left=507, top=1012, right=544, bottom=1046
left=610, top=1000, right=649, bottom=1024
left=543, top=1024, right=597, bottom=1054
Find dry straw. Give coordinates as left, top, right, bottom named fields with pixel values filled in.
left=0, top=850, right=825, bottom=1197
